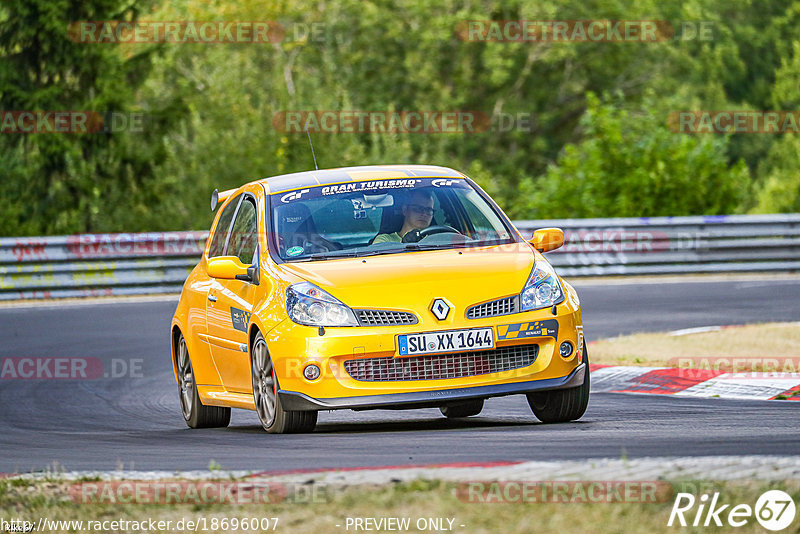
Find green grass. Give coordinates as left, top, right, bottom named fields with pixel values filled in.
left=1, top=477, right=798, bottom=533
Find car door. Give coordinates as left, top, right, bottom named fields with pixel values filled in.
left=206, top=194, right=260, bottom=393
left=186, top=192, right=240, bottom=388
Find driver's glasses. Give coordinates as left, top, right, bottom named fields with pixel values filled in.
left=408, top=204, right=434, bottom=216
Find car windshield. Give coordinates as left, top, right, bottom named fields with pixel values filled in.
left=268, top=177, right=516, bottom=261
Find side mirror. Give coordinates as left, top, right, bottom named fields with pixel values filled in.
left=529, top=227, right=565, bottom=253
left=207, top=256, right=256, bottom=283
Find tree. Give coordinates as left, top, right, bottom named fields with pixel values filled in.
left=0, top=0, right=184, bottom=235
left=2, top=0, right=798, bottom=236
left=519, top=93, right=750, bottom=218
left=747, top=39, right=800, bottom=213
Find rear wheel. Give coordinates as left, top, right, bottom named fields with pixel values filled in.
left=526, top=343, right=590, bottom=423
left=251, top=332, right=317, bottom=434
left=176, top=333, right=231, bottom=428
left=440, top=398, right=484, bottom=418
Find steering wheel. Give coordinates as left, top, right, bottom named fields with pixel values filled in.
left=402, top=225, right=460, bottom=243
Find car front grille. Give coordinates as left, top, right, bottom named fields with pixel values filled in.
left=466, top=296, right=518, bottom=319
left=355, top=309, right=418, bottom=326
left=343, top=344, right=538, bottom=382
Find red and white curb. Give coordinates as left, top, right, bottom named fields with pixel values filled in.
left=9, top=457, right=800, bottom=485
left=589, top=364, right=800, bottom=400
left=252, top=456, right=800, bottom=486
left=588, top=323, right=800, bottom=400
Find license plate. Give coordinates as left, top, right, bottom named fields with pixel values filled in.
left=397, top=328, right=495, bottom=356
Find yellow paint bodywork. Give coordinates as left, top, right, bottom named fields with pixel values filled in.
left=170, top=168, right=584, bottom=412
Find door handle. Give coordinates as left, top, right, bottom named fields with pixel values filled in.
left=207, top=294, right=217, bottom=302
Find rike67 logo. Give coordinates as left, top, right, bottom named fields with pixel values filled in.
left=669, top=490, right=796, bottom=531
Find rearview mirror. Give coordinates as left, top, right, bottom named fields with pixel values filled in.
left=207, top=256, right=256, bottom=283
left=529, top=227, right=565, bottom=253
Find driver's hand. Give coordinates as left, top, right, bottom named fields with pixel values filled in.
left=401, top=229, right=422, bottom=243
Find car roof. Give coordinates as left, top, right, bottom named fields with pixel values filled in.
left=256, top=165, right=466, bottom=194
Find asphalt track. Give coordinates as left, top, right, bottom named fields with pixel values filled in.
left=1, top=277, right=798, bottom=473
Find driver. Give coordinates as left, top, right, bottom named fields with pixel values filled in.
left=373, top=190, right=434, bottom=243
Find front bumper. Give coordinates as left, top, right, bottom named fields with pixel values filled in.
left=263, top=290, right=585, bottom=410
left=279, top=362, right=586, bottom=411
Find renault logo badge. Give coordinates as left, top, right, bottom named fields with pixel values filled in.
left=430, top=298, right=451, bottom=321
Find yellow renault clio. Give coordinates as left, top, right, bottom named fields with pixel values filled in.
left=170, top=165, right=588, bottom=433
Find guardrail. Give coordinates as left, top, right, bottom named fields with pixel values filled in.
left=1, top=214, right=798, bottom=300
left=515, top=213, right=800, bottom=276
left=0, top=232, right=208, bottom=301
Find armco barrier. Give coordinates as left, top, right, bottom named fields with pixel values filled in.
left=515, top=213, right=800, bottom=276
left=0, top=232, right=207, bottom=300
left=0, top=214, right=798, bottom=300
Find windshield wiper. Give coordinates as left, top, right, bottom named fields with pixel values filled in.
left=288, top=250, right=356, bottom=262
left=309, top=250, right=361, bottom=260
left=312, top=248, right=413, bottom=259
left=404, top=243, right=468, bottom=251
left=291, top=245, right=470, bottom=262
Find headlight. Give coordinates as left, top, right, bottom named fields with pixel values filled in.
left=520, top=260, right=565, bottom=311
left=286, top=282, right=359, bottom=327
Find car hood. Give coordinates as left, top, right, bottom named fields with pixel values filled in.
left=276, top=243, right=537, bottom=313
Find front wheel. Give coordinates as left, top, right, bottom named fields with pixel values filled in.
left=526, top=343, right=590, bottom=423
left=251, top=332, right=317, bottom=434
left=176, top=333, right=231, bottom=429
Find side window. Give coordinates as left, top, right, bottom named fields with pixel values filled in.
left=208, top=195, right=241, bottom=258
left=228, top=198, right=258, bottom=264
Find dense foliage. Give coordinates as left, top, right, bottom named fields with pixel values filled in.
left=1, top=0, right=798, bottom=236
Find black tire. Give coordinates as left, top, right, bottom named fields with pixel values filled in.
left=251, top=332, right=317, bottom=434
left=526, top=342, right=590, bottom=423
left=440, top=399, right=484, bottom=418
left=176, top=333, right=231, bottom=429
